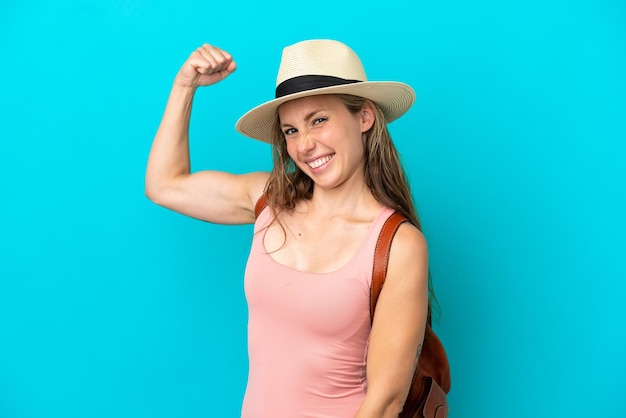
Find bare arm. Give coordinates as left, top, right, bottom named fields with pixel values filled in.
left=355, top=224, right=429, bottom=418
left=145, top=44, right=268, bottom=224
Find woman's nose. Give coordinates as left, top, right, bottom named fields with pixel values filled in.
left=297, top=132, right=316, bottom=154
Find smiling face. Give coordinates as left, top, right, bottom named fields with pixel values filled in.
left=277, top=94, right=375, bottom=191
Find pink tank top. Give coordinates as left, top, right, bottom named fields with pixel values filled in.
left=242, top=205, right=395, bottom=418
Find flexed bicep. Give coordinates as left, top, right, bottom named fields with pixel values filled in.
left=146, top=43, right=264, bottom=225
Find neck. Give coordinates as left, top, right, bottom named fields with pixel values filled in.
left=307, top=181, right=381, bottom=219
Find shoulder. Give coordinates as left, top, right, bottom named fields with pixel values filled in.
left=386, top=221, right=428, bottom=288
left=246, top=171, right=271, bottom=194
left=389, top=220, right=427, bottom=259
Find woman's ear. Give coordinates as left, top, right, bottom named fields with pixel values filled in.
left=360, top=100, right=376, bottom=132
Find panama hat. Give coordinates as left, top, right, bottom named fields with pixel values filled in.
left=235, top=39, right=416, bottom=143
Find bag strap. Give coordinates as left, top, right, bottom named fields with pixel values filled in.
left=370, top=212, right=409, bottom=323
left=254, top=193, right=268, bottom=219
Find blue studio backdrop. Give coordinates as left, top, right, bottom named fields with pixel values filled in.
left=1, top=1, right=624, bottom=417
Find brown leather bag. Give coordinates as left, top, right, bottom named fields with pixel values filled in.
left=371, top=212, right=451, bottom=418
left=254, top=198, right=451, bottom=417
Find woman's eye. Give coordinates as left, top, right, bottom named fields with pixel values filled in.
left=313, top=117, right=327, bottom=125
left=284, top=128, right=297, bottom=136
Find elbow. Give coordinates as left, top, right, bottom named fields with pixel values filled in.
left=145, top=187, right=156, bottom=204
left=144, top=177, right=157, bottom=202
left=144, top=177, right=166, bottom=205
left=359, top=391, right=407, bottom=418
left=145, top=171, right=187, bottom=207
left=386, top=396, right=407, bottom=418
left=145, top=187, right=157, bottom=204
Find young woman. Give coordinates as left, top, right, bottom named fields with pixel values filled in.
left=146, top=40, right=430, bottom=418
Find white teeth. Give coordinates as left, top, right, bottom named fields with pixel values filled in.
left=307, top=155, right=333, bottom=169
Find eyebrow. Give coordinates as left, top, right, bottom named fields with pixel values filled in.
left=280, top=109, right=325, bottom=128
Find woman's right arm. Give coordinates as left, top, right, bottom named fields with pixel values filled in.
left=145, top=44, right=268, bottom=225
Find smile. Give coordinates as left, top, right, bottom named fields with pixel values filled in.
left=307, top=154, right=334, bottom=169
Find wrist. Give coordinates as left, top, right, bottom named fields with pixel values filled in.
left=172, top=80, right=198, bottom=93
left=169, top=82, right=199, bottom=103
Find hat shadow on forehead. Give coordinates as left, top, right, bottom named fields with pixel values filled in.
left=235, top=39, right=415, bottom=144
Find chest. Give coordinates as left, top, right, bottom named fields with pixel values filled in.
left=263, top=216, right=372, bottom=274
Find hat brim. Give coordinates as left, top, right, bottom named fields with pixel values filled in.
left=235, top=81, right=415, bottom=143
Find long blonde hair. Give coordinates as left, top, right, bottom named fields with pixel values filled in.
left=263, top=94, right=438, bottom=314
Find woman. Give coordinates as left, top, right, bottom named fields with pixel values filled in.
left=146, top=39, right=430, bottom=418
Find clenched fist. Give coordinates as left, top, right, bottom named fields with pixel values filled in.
left=175, top=44, right=237, bottom=89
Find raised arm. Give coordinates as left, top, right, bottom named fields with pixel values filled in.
left=355, top=223, right=429, bottom=418
left=145, top=44, right=268, bottom=224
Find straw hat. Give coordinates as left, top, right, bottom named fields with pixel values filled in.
left=235, top=39, right=415, bottom=143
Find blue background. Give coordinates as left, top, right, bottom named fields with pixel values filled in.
left=1, top=1, right=625, bottom=417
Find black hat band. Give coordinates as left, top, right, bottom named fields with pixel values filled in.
left=275, top=75, right=361, bottom=98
